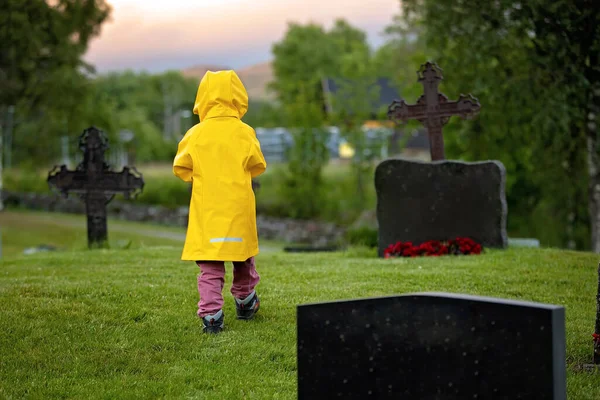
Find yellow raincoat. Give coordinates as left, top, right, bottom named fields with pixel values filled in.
left=173, top=70, right=267, bottom=261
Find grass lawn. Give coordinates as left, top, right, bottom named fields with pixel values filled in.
left=0, top=209, right=186, bottom=258
left=0, top=209, right=285, bottom=260
left=1, top=239, right=600, bottom=398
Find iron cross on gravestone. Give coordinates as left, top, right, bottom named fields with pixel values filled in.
left=388, top=62, right=481, bottom=161
left=47, top=127, right=144, bottom=248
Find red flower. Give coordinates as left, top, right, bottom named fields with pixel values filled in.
left=384, top=237, right=483, bottom=259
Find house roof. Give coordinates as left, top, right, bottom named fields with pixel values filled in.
left=402, top=128, right=430, bottom=150
left=321, top=77, right=401, bottom=116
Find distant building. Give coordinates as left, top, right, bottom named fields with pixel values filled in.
left=254, top=78, right=431, bottom=163
left=395, top=128, right=430, bottom=161
left=321, top=77, right=430, bottom=161
left=255, top=125, right=431, bottom=163
left=321, top=77, right=401, bottom=119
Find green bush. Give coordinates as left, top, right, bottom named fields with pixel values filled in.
left=2, top=166, right=192, bottom=209
left=3, top=168, right=50, bottom=193
left=345, top=226, right=378, bottom=248
left=254, top=162, right=376, bottom=225
left=126, top=175, right=190, bottom=208
left=2, top=162, right=376, bottom=226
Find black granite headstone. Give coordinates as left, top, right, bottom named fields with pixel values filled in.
left=375, top=159, right=508, bottom=257
left=297, top=292, right=566, bottom=400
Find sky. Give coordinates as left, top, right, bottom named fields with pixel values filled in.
left=84, top=0, right=399, bottom=73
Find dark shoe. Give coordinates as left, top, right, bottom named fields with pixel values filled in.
left=235, top=291, right=260, bottom=320
left=202, top=310, right=224, bottom=334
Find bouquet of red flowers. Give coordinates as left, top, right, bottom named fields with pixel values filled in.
left=384, top=237, right=482, bottom=258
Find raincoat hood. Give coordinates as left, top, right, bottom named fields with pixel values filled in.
left=193, top=70, right=248, bottom=121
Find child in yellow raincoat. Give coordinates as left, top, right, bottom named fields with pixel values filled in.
left=173, top=70, right=267, bottom=334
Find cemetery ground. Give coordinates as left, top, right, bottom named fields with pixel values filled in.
left=0, top=210, right=286, bottom=258
left=1, top=224, right=600, bottom=398
left=0, top=210, right=186, bottom=258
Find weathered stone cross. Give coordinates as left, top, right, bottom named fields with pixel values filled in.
left=388, top=62, right=481, bottom=161
left=47, top=127, right=144, bottom=248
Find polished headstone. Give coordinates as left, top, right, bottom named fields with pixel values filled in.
left=375, top=159, right=508, bottom=257
left=297, top=292, right=566, bottom=399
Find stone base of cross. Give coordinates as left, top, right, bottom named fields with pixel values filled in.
left=48, top=127, right=144, bottom=248
left=387, top=62, right=481, bottom=161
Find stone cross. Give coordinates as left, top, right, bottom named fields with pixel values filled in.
left=388, top=62, right=481, bottom=161
left=47, top=127, right=144, bottom=248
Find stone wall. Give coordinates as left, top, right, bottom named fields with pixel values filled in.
left=1, top=190, right=345, bottom=246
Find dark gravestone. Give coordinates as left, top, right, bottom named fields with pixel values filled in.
left=375, top=159, right=508, bottom=256
left=47, top=127, right=144, bottom=248
left=378, top=61, right=506, bottom=256
left=297, top=292, right=566, bottom=400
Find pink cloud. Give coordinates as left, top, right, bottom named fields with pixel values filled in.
left=86, top=0, right=399, bottom=72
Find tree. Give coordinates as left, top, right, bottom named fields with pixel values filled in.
left=282, top=86, right=330, bottom=219
left=0, top=0, right=112, bottom=167
left=0, top=0, right=111, bottom=107
left=372, top=14, right=429, bottom=101
left=399, top=0, right=600, bottom=250
left=330, top=46, right=381, bottom=211
left=242, top=100, right=286, bottom=128
left=271, top=19, right=374, bottom=112
left=271, top=19, right=379, bottom=220
left=271, top=23, right=336, bottom=108
left=373, top=17, right=430, bottom=156
left=93, top=71, right=199, bottom=140
left=329, top=19, right=372, bottom=76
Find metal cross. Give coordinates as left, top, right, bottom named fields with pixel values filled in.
left=388, top=62, right=481, bottom=161
left=47, top=127, right=144, bottom=248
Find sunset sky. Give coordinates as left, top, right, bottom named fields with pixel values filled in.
left=84, top=0, right=399, bottom=73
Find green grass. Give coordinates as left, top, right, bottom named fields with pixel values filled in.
left=0, top=210, right=286, bottom=259
left=1, top=242, right=600, bottom=398
left=0, top=209, right=187, bottom=258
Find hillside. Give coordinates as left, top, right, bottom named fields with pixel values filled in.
left=181, top=61, right=274, bottom=102
left=180, top=64, right=230, bottom=80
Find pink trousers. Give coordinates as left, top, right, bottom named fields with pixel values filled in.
left=195, top=257, right=260, bottom=317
